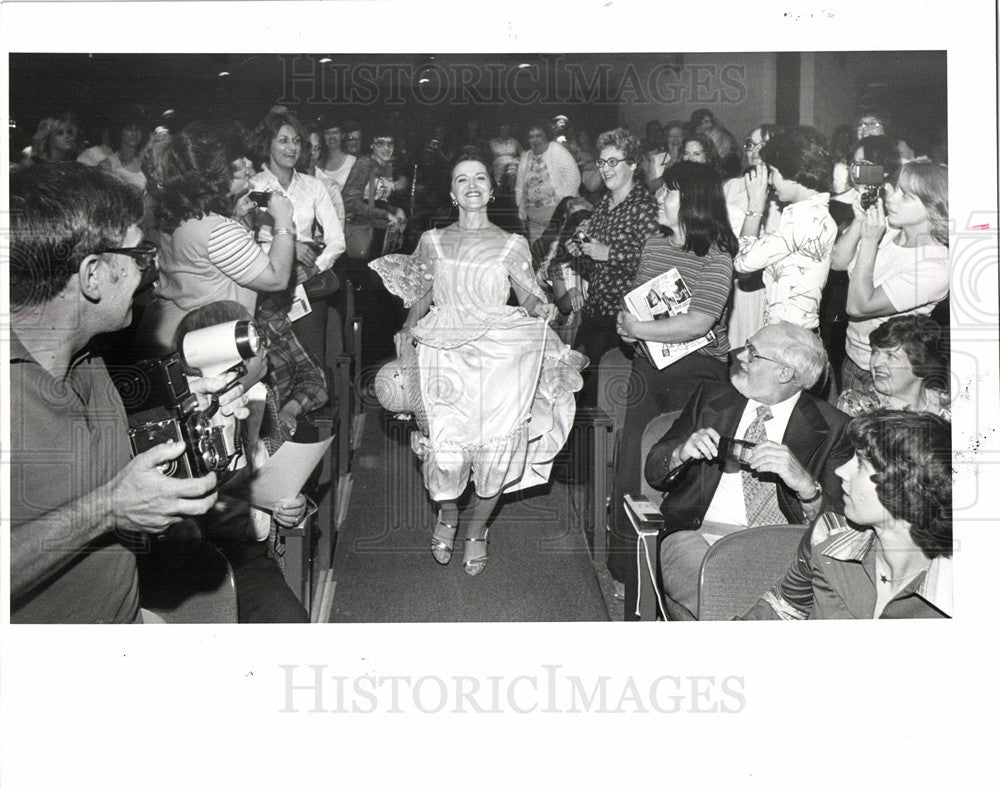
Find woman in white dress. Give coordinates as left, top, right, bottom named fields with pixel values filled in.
left=371, top=156, right=586, bottom=576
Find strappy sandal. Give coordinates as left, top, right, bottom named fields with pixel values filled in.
left=430, top=514, right=458, bottom=566
left=463, top=529, right=490, bottom=577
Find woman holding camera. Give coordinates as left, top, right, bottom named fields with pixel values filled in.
left=370, top=155, right=586, bottom=577
left=840, top=160, right=949, bottom=392
left=248, top=110, right=345, bottom=277
left=560, top=127, right=659, bottom=406
left=140, top=122, right=297, bottom=352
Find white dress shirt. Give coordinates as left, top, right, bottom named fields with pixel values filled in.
left=702, top=391, right=802, bottom=535
left=249, top=164, right=346, bottom=272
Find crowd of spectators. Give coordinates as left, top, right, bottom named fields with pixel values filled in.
left=9, top=95, right=952, bottom=622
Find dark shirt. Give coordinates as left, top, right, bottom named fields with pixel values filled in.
left=577, top=185, right=660, bottom=319
left=10, top=333, right=140, bottom=623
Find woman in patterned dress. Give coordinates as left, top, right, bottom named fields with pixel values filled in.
left=370, top=156, right=586, bottom=576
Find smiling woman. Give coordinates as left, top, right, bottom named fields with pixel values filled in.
left=369, top=154, right=586, bottom=579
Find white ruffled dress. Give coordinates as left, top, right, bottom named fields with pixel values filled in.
left=370, top=223, right=586, bottom=501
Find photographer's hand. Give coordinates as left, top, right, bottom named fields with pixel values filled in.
left=859, top=198, right=887, bottom=244
left=189, top=370, right=249, bottom=420
left=233, top=193, right=256, bottom=221
left=108, top=440, right=220, bottom=532
left=581, top=240, right=609, bottom=261
left=744, top=162, right=770, bottom=213
left=267, top=193, right=295, bottom=228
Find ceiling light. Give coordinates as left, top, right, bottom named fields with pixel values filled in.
left=217, top=71, right=230, bottom=77
left=318, top=57, right=332, bottom=64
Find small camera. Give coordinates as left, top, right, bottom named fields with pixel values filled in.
left=716, top=437, right=756, bottom=467
left=849, top=162, right=886, bottom=210
left=248, top=190, right=271, bottom=208
left=114, top=354, right=235, bottom=479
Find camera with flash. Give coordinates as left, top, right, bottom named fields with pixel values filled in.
left=114, top=320, right=264, bottom=479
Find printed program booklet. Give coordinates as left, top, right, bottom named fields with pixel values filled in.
left=622, top=268, right=714, bottom=370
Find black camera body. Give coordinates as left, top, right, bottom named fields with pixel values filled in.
left=248, top=190, right=271, bottom=208
left=114, top=354, right=235, bottom=479
left=850, top=162, right=886, bottom=210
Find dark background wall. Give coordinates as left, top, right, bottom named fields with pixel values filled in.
left=9, top=51, right=946, bottom=154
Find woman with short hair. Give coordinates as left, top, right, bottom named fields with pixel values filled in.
left=838, top=314, right=950, bottom=419
left=559, top=126, right=659, bottom=406
left=515, top=121, right=582, bottom=242
left=743, top=410, right=952, bottom=619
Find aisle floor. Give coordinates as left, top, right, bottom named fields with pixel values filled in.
left=329, top=409, right=612, bottom=623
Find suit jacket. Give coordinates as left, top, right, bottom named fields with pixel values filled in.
left=644, top=380, right=852, bottom=535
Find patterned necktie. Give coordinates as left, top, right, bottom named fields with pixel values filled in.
left=741, top=404, right=787, bottom=527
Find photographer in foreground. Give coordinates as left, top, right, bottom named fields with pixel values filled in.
left=644, top=322, right=851, bottom=618
left=9, top=163, right=247, bottom=623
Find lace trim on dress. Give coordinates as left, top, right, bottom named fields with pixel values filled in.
left=369, top=253, right=433, bottom=308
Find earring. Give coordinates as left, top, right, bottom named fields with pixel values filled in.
left=488, top=193, right=496, bottom=203
left=451, top=197, right=458, bottom=206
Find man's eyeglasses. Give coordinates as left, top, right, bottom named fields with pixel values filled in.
left=744, top=138, right=765, bottom=152
left=596, top=157, right=630, bottom=169
left=372, top=138, right=395, bottom=148
left=98, top=240, right=158, bottom=271
left=744, top=341, right=784, bottom=365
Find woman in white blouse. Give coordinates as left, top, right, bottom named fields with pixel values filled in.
left=248, top=110, right=345, bottom=278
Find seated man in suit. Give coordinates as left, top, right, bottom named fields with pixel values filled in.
left=645, top=321, right=852, bottom=617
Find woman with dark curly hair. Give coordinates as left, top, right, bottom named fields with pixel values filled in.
left=837, top=314, right=949, bottom=419
left=248, top=110, right=345, bottom=276
left=140, top=121, right=296, bottom=351
left=743, top=409, right=952, bottom=619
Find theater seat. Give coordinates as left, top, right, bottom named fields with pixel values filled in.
left=632, top=413, right=805, bottom=620
left=138, top=540, right=238, bottom=624
left=696, top=525, right=807, bottom=620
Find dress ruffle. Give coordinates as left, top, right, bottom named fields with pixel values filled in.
left=369, top=254, right=432, bottom=308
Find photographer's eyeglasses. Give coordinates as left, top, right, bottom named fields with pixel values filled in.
left=596, top=157, right=630, bottom=169
left=744, top=341, right=784, bottom=365
left=98, top=240, right=158, bottom=271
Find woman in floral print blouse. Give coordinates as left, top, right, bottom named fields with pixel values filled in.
left=556, top=126, right=659, bottom=406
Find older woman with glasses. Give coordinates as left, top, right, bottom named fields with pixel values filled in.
left=555, top=126, right=659, bottom=406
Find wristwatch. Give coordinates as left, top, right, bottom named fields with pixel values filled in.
left=798, top=479, right=823, bottom=504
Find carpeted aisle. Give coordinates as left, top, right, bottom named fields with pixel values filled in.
left=329, top=408, right=610, bottom=622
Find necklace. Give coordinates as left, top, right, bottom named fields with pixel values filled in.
left=874, top=548, right=927, bottom=586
